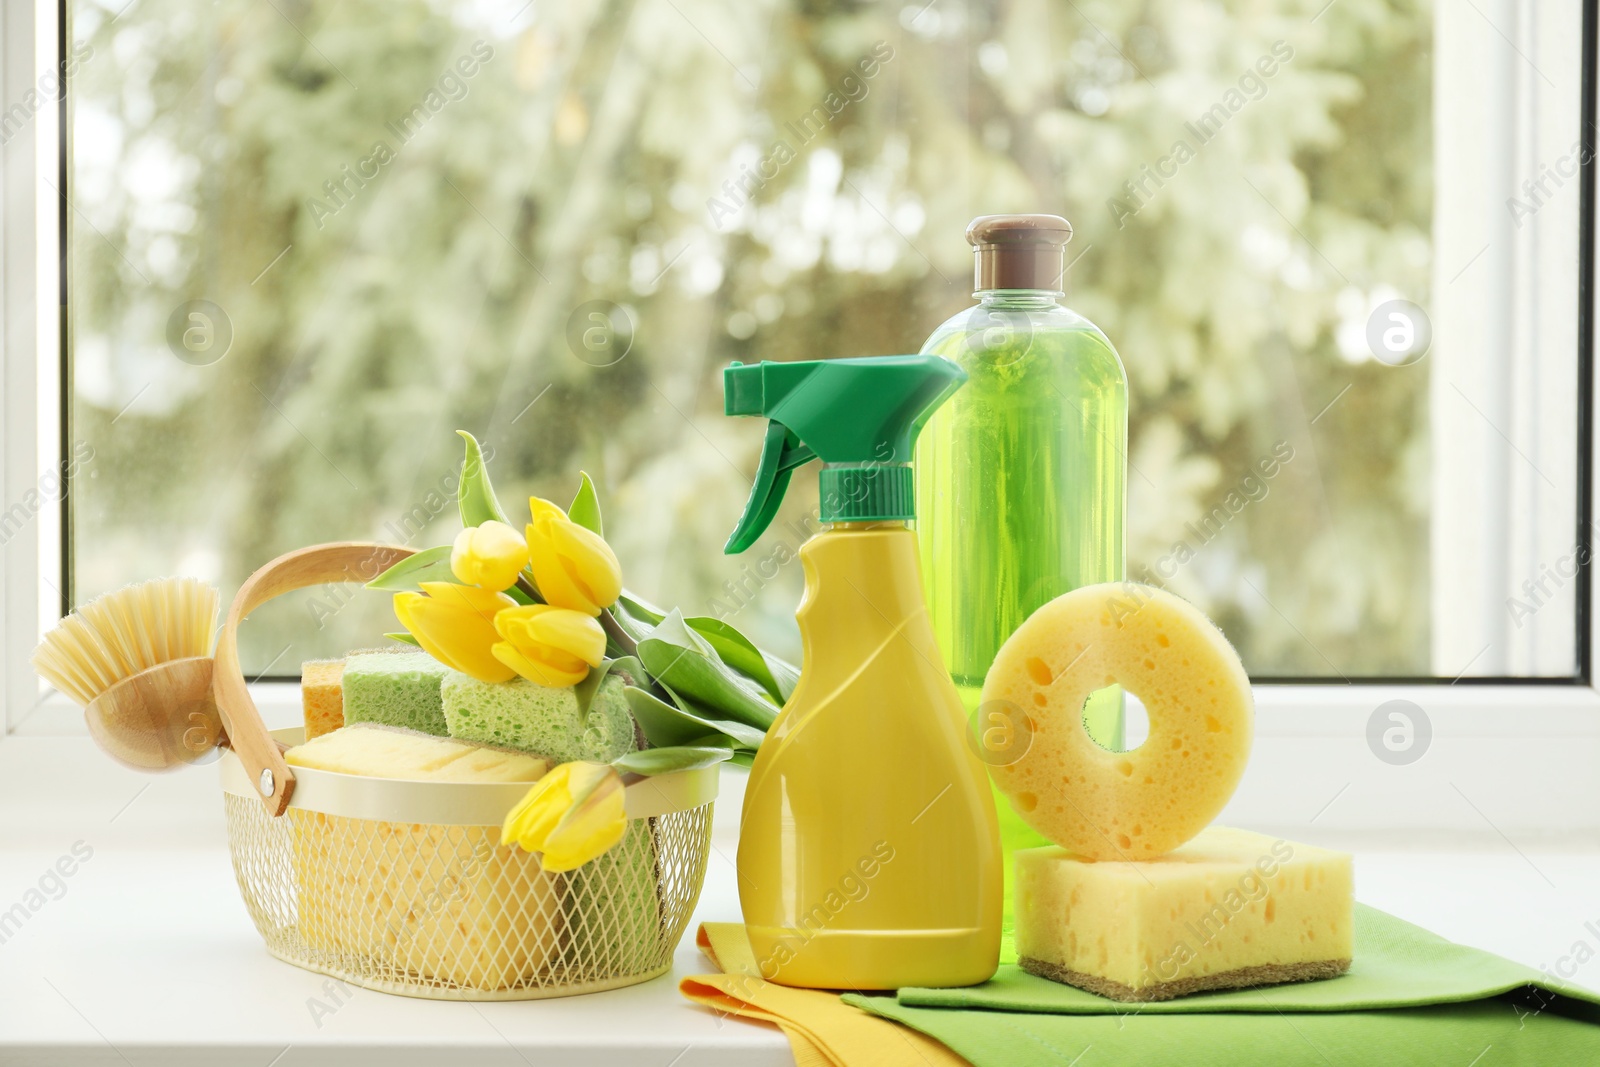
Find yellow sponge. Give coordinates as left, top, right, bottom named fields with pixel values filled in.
left=984, top=583, right=1253, bottom=861
left=290, top=814, right=564, bottom=990
left=1016, top=827, right=1353, bottom=1001
left=286, top=722, right=547, bottom=782
left=301, top=659, right=344, bottom=741
left=285, top=724, right=559, bottom=990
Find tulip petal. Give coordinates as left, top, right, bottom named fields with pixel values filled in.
left=393, top=592, right=428, bottom=641
left=526, top=519, right=596, bottom=615
left=451, top=521, right=528, bottom=591
left=399, top=585, right=517, bottom=683
left=508, top=779, right=571, bottom=851
left=492, top=602, right=558, bottom=639
left=523, top=608, right=607, bottom=667
left=539, top=766, right=627, bottom=871
left=450, top=528, right=476, bottom=583
left=492, top=642, right=589, bottom=687
left=500, top=764, right=568, bottom=847
left=564, top=760, right=613, bottom=797
left=419, top=581, right=517, bottom=617
left=393, top=591, right=471, bottom=675
left=550, top=521, right=623, bottom=611
left=501, top=762, right=627, bottom=870
left=528, top=496, right=569, bottom=524
left=491, top=605, right=603, bottom=684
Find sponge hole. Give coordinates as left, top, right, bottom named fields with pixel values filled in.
left=1079, top=686, right=1149, bottom=753
left=1124, top=693, right=1150, bottom=749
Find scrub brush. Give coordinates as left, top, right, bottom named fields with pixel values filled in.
left=31, top=577, right=224, bottom=771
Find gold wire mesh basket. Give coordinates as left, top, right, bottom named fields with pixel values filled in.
left=204, top=543, right=718, bottom=1000
left=220, top=731, right=717, bottom=1000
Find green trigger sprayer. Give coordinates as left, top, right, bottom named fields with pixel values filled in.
left=723, top=355, right=1001, bottom=989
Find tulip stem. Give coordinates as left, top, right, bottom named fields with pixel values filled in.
left=599, top=606, right=639, bottom=659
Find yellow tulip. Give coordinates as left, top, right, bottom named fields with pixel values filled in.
left=393, top=581, right=517, bottom=683
left=526, top=496, right=622, bottom=616
left=491, top=603, right=605, bottom=687
left=451, top=520, right=528, bottom=592
left=501, top=761, right=628, bottom=871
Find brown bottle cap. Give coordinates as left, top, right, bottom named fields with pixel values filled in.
left=966, top=214, right=1073, bottom=292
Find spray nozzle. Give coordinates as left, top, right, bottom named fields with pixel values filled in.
left=722, top=355, right=968, bottom=554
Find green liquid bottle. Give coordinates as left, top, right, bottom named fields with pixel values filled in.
left=913, top=214, right=1127, bottom=956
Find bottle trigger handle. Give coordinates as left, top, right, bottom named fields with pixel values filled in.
left=724, top=420, right=816, bottom=554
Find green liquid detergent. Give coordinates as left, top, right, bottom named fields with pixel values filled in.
left=913, top=214, right=1128, bottom=958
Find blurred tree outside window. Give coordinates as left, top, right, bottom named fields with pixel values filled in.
left=64, top=0, right=1573, bottom=679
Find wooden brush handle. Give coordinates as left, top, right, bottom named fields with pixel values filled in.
left=214, top=542, right=416, bottom=816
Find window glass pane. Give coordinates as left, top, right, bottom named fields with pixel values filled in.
left=68, top=0, right=1582, bottom=679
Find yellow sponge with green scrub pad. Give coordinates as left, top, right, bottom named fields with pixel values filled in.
left=441, top=670, right=639, bottom=762
left=1015, top=827, right=1353, bottom=1001
left=341, top=650, right=451, bottom=736
left=284, top=723, right=559, bottom=990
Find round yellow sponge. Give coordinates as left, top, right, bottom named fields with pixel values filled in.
left=983, top=583, right=1253, bottom=861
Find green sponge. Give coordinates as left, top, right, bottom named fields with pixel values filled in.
left=441, top=671, right=637, bottom=762
left=341, top=651, right=451, bottom=736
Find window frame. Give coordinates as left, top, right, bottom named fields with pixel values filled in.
left=1, top=0, right=64, bottom=735
left=4, top=0, right=1599, bottom=835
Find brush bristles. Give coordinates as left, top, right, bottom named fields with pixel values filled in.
left=31, top=577, right=220, bottom=706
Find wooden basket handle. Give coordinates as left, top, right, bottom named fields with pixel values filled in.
left=214, top=542, right=416, bottom=816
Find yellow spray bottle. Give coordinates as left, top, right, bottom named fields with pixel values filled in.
left=723, top=355, right=1001, bottom=989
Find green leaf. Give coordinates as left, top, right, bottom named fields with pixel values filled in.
left=675, top=729, right=748, bottom=764
left=686, top=616, right=799, bottom=703
left=683, top=733, right=738, bottom=749
left=383, top=631, right=421, bottom=647
left=618, top=592, right=666, bottom=624
left=574, top=655, right=638, bottom=726
left=365, top=545, right=459, bottom=591
left=611, top=594, right=664, bottom=643
left=612, top=744, right=734, bottom=776
left=456, top=430, right=511, bottom=528
left=568, top=471, right=603, bottom=536
left=765, top=656, right=800, bottom=702
left=623, top=685, right=765, bottom=750
left=623, top=597, right=794, bottom=703
left=636, top=610, right=778, bottom=731
left=678, top=715, right=764, bottom=749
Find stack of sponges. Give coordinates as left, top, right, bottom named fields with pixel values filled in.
left=285, top=723, right=559, bottom=989
left=290, top=646, right=650, bottom=990
left=300, top=649, right=639, bottom=762
left=984, top=584, right=1354, bottom=1001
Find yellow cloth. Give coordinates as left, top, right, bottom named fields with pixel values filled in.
left=679, top=923, right=969, bottom=1067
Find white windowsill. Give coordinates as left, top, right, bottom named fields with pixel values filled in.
left=12, top=680, right=1600, bottom=837
left=0, top=742, right=1596, bottom=1065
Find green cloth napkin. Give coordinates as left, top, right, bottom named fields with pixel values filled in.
left=844, top=905, right=1600, bottom=1066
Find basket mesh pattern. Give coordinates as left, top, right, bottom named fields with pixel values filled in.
left=223, top=793, right=713, bottom=999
